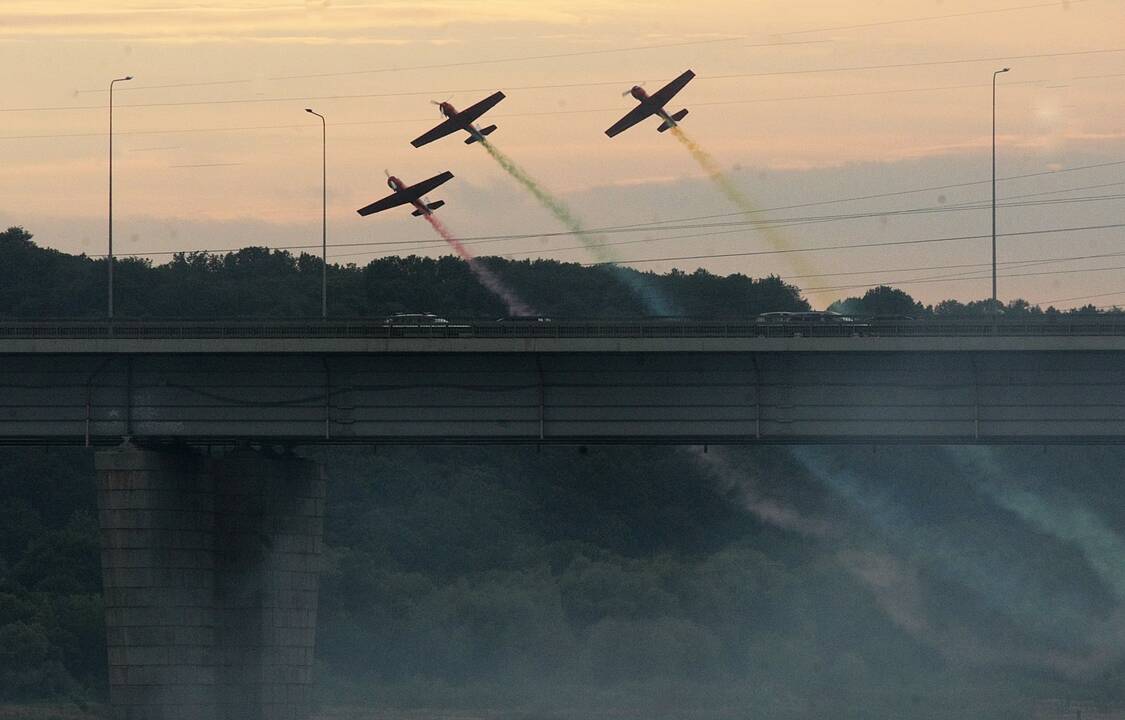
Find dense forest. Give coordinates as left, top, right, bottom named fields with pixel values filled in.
left=0, top=226, right=1106, bottom=321
left=1, top=226, right=1123, bottom=719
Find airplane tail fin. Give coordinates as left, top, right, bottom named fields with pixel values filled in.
left=657, top=109, right=689, bottom=133
left=427, top=200, right=445, bottom=212
left=465, top=125, right=498, bottom=144
left=411, top=201, right=445, bottom=217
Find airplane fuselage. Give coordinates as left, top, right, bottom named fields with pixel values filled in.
left=629, top=86, right=676, bottom=127
left=438, top=101, right=486, bottom=142
left=386, top=175, right=432, bottom=216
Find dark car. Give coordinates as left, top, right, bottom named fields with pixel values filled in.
left=383, top=313, right=471, bottom=336
left=384, top=312, right=450, bottom=326
left=755, top=310, right=863, bottom=336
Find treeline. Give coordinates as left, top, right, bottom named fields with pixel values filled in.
left=3, top=226, right=1111, bottom=321
left=0, top=227, right=805, bottom=320
left=828, top=283, right=1112, bottom=318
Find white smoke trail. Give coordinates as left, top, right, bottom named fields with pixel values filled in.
left=952, top=447, right=1125, bottom=601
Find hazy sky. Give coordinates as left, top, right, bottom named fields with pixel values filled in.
left=2, top=0, right=1124, bottom=309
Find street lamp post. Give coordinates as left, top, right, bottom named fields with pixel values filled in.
left=305, top=108, right=327, bottom=319
left=108, top=75, right=133, bottom=319
left=992, top=67, right=1010, bottom=312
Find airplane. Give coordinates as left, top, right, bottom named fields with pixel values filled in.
left=356, top=171, right=455, bottom=217
left=605, top=70, right=695, bottom=138
left=411, top=91, right=506, bottom=147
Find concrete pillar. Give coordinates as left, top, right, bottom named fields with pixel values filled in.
left=96, top=448, right=325, bottom=720
left=213, top=451, right=325, bottom=720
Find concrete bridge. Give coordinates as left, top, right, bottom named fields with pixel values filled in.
left=4, top=318, right=1125, bottom=719
left=6, top=318, right=1125, bottom=445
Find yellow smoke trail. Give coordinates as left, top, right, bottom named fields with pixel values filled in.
left=669, top=125, right=825, bottom=301
left=480, top=138, right=676, bottom=316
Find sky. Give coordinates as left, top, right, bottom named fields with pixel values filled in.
left=2, top=0, right=1124, bottom=310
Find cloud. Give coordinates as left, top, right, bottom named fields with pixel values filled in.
left=0, top=1, right=587, bottom=43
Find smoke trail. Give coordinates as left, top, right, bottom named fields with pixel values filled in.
left=792, top=447, right=1103, bottom=641
left=423, top=213, right=536, bottom=317
left=952, top=447, right=1125, bottom=601
left=791, top=447, right=1125, bottom=677
left=479, top=138, right=676, bottom=316
left=690, top=447, right=836, bottom=538
left=699, top=446, right=1123, bottom=676
left=668, top=126, right=822, bottom=288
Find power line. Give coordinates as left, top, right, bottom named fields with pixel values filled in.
left=107, top=190, right=1125, bottom=262
left=705, top=47, right=1125, bottom=80
left=509, top=198, right=1125, bottom=261
left=783, top=0, right=1095, bottom=35
left=533, top=172, right=1125, bottom=237
left=5, top=68, right=1124, bottom=142
left=268, top=37, right=792, bottom=81
left=781, top=250, right=1125, bottom=281
left=102, top=177, right=1125, bottom=263
left=803, top=261, right=1125, bottom=294
left=585, top=222, right=1125, bottom=266
left=108, top=226, right=1125, bottom=306
left=1040, top=288, right=1125, bottom=305
left=9, top=79, right=648, bottom=114
left=10, top=48, right=1125, bottom=116
left=69, top=0, right=1090, bottom=93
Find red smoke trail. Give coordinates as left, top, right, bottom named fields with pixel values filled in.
left=423, top=213, right=536, bottom=317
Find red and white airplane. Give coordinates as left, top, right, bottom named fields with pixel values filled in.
left=605, top=70, right=695, bottom=138
left=411, top=91, right=506, bottom=147
left=356, top=171, right=454, bottom=217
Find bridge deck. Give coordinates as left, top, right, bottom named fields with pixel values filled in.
left=3, top=319, right=1125, bottom=353
left=3, top=320, right=1125, bottom=445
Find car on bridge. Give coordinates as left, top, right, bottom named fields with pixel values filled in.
left=754, top=311, right=864, bottom=336
left=384, top=312, right=450, bottom=326
left=382, top=313, right=470, bottom=336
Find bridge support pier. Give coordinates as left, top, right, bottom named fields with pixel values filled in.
left=95, top=448, right=326, bottom=720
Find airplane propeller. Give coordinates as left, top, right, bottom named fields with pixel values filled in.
left=622, top=82, right=645, bottom=97
left=430, top=97, right=452, bottom=115
left=384, top=169, right=391, bottom=178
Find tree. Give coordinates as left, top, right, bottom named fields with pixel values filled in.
left=829, top=285, right=926, bottom=318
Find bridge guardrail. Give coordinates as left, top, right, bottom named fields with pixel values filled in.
left=4, top=319, right=1125, bottom=339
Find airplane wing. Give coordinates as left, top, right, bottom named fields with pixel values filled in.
left=355, top=171, right=454, bottom=216
left=647, top=69, right=696, bottom=108
left=357, top=192, right=412, bottom=217
left=410, top=117, right=461, bottom=148
left=405, top=170, right=455, bottom=199
left=605, top=103, right=655, bottom=138
left=410, top=92, right=505, bottom=147
left=456, top=91, right=505, bottom=125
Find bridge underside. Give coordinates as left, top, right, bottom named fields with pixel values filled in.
left=3, top=348, right=1125, bottom=445
left=7, top=337, right=1125, bottom=718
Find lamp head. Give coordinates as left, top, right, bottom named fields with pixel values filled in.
left=1000, top=67, right=1010, bottom=73
left=124, top=76, right=133, bottom=81
left=305, top=108, right=314, bottom=113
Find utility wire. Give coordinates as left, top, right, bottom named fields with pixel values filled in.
left=782, top=0, right=1094, bottom=35
left=585, top=223, right=1125, bottom=266
left=72, top=0, right=1089, bottom=92
left=11, top=49, right=1125, bottom=115
left=1041, top=288, right=1125, bottom=305
left=103, top=181, right=1125, bottom=262
left=804, top=262, right=1125, bottom=294
left=5, top=69, right=1123, bottom=142
left=108, top=191, right=1125, bottom=261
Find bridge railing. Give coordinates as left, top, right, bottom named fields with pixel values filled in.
left=3, top=318, right=1125, bottom=339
